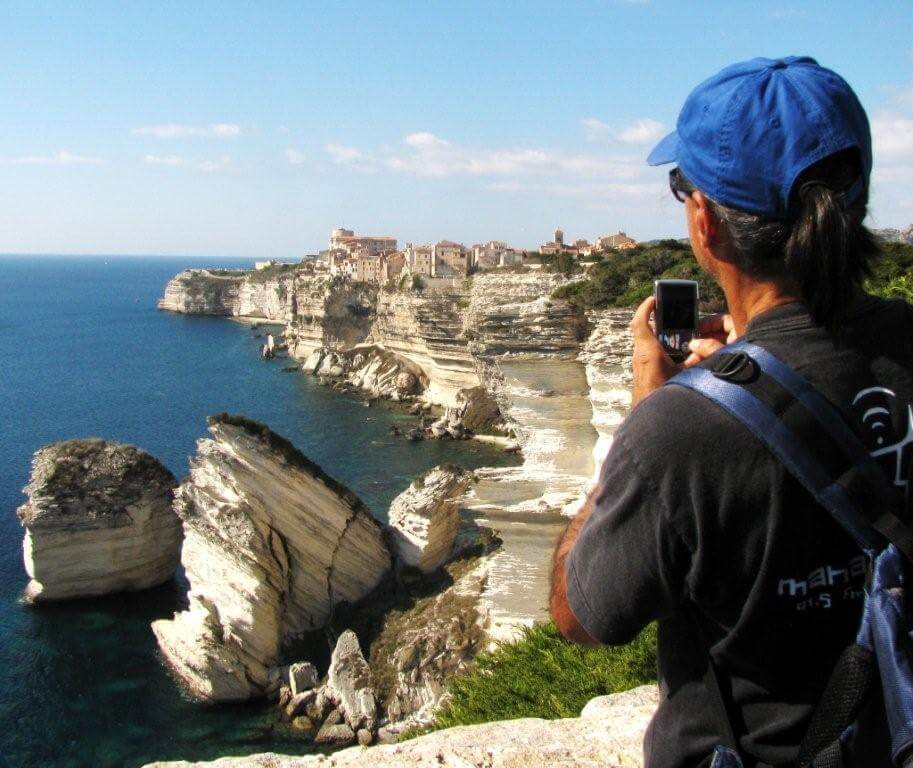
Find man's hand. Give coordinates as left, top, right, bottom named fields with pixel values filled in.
left=630, top=296, right=681, bottom=408
left=683, top=312, right=736, bottom=368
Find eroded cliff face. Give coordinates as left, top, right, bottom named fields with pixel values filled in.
left=286, top=275, right=377, bottom=357
left=17, top=439, right=182, bottom=602
left=158, top=270, right=248, bottom=315
left=152, top=415, right=391, bottom=702
left=159, top=268, right=294, bottom=321
left=158, top=268, right=635, bottom=634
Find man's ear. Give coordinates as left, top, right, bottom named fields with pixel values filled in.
left=689, top=190, right=720, bottom=250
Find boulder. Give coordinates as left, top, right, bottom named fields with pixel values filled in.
left=152, top=416, right=390, bottom=702
left=387, top=465, right=472, bottom=574
left=16, top=439, right=181, bottom=602
left=313, top=723, right=356, bottom=748
left=456, top=386, right=502, bottom=434
left=301, top=349, right=324, bottom=373
left=326, top=631, right=377, bottom=733
left=289, top=662, right=319, bottom=696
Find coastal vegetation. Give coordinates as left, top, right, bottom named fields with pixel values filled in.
left=415, top=621, right=657, bottom=733
left=551, top=241, right=725, bottom=311
left=552, top=241, right=913, bottom=311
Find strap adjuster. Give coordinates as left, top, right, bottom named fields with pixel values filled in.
left=711, top=351, right=759, bottom=383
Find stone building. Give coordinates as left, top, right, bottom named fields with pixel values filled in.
left=595, top=231, right=637, bottom=250
left=473, top=241, right=524, bottom=270
left=405, top=244, right=434, bottom=277
left=329, top=227, right=397, bottom=258
left=432, top=240, right=470, bottom=277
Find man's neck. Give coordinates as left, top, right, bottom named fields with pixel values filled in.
left=722, top=273, right=801, bottom=337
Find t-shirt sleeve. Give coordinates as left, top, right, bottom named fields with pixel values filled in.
left=565, top=420, right=694, bottom=645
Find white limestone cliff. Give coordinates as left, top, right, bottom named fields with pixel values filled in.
left=152, top=415, right=391, bottom=702
left=157, top=268, right=635, bottom=636
left=17, top=439, right=181, bottom=602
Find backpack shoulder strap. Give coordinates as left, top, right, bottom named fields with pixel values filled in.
left=667, top=340, right=913, bottom=561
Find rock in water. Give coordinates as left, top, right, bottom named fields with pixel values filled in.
left=326, top=630, right=378, bottom=733
left=151, top=415, right=391, bottom=702
left=16, top=439, right=181, bottom=602
left=387, top=465, right=472, bottom=573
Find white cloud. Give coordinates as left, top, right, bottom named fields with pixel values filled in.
left=278, top=125, right=290, bottom=134
left=285, top=148, right=306, bottom=165
left=144, top=154, right=184, bottom=166
left=873, top=117, right=913, bottom=164
left=326, top=132, right=646, bottom=180
left=488, top=179, right=664, bottom=205
left=198, top=155, right=232, bottom=172
left=616, top=118, right=666, bottom=144
left=326, top=143, right=377, bottom=172
left=3, top=150, right=103, bottom=166
left=582, top=118, right=611, bottom=142
left=404, top=132, right=451, bottom=149
left=132, top=123, right=242, bottom=139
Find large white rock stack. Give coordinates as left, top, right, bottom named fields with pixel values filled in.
left=17, top=439, right=181, bottom=602
left=152, top=415, right=391, bottom=702
left=387, top=464, right=473, bottom=574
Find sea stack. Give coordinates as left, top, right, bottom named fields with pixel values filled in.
left=387, top=464, right=473, bottom=574
left=17, top=439, right=181, bottom=602
left=152, top=415, right=391, bottom=702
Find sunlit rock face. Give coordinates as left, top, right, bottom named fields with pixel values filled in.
left=285, top=275, right=377, bottom=359
left=387, top=465, right=473, bottom=574
left=158, top=269, right=248, bottom=315
left=17, top=439, right=181, bottom=602
left=370, top=290, right=478, bottom=407
left=158, top=267, right=638, bottom=638
left=151, top=415, right=391, bottom=702
left=579, top=309, right=634, bottom=486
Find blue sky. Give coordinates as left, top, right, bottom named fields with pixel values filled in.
left=1, top=1, right=911, bottom=257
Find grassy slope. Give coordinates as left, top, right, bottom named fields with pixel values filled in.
left=415, top=622, right=657, bottom=733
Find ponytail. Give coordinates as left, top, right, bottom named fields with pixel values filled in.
left=783, top=178, right=877, bottom=337
left=691, top=148, right=879, bottom=340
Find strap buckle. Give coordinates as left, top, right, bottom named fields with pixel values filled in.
left=711, top=352, right=759, bottom=383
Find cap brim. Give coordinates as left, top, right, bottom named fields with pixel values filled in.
left=647, top=131, right=679, bottom=166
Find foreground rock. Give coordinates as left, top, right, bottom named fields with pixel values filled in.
left=143, top=684, right=659, bottom=768
left=17, top=439, right=181, bottom=602
left=387, top=465, right=473, bottom=574
left=152, top=415, right=391, bottom=702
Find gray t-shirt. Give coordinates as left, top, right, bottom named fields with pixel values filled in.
left=566, top=295, right=913, bottom=768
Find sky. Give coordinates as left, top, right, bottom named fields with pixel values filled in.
left=1, top=1, right=911, bottom=257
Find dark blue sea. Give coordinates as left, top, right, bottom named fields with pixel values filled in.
left=0, top=256, right=516, bottom=768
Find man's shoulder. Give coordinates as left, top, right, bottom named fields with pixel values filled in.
left=617, top=379, right=743, bottom=465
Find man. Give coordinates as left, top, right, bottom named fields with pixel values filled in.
left=550, top=57, right=912, bottom=767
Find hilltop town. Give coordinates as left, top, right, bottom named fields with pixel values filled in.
left=254, top=226, right=639, bottom=286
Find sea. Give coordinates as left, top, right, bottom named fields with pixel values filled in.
left=0, top=256, right=518, bottom=768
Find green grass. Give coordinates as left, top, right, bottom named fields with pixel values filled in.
left=418, top=621, right=657, bottom=733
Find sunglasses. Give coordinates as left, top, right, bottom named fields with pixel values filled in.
left=669, top=168, right=694, bottom=203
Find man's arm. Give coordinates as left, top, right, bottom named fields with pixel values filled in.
left=550, top=491, right=599, bottom=645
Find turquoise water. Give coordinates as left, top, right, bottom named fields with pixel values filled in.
left=0, top=256, right=517, bottom=768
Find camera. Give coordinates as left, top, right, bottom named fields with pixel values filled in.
left=654, top=279, right=699, bottom=362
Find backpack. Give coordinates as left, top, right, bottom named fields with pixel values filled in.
left=666, top=340, right=913, bottom=768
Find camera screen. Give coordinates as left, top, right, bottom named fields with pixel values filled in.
left=661, top=284, right=696, bottom=329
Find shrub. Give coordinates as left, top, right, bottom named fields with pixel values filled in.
left=423, top=621, right=657, bottom=731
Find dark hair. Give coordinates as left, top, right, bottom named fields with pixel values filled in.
left=678, top=149, right=879, bottom=338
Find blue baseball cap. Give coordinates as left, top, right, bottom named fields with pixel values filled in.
left=647, top=56, right=872, bottom=220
